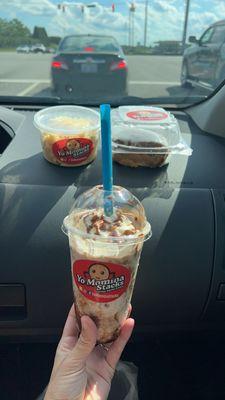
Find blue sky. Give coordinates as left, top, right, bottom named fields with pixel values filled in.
left=0, top=0, right=223, bottom=45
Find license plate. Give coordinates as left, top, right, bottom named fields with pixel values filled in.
left=81, top=64, right=98, bottom=73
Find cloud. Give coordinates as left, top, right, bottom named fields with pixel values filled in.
left=48, top=2, right=130, bottom=42
left=153, top=0, right=178, bottom=14
left=187, top=4, right=222, bottom=38
left=0, top=0, right=56, bottom=16
left=0, top=0, right=224, bottom=46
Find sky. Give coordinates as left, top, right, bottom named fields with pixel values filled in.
left=0, top=0, right=224, bottom=46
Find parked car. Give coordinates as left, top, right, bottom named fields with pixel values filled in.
left=51, top=34, right=128, bottom=98
left=46, top=47, right=55, bottom=54
left=181, top=20, right=225, bottom=89
left=16, top=45, right=30, bottom=53
left=30, top=43, right=46, bottom=53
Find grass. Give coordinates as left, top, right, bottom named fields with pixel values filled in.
left=0, top=48, right=16, bottom=52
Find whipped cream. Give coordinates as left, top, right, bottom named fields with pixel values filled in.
left=49, top=116, right=92, bottom=130
left=68, top=208, right=145, bottom=239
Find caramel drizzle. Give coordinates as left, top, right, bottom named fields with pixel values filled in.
left=83, top=212, right=137, bottom=236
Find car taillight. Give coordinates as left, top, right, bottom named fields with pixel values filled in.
left=51, top=61, right=68, bottom=70
left=110, top=60, right=127, bottom=71
left=52, top=61, right=61, bottom=68
left=84, top=47, right=94, bottom=52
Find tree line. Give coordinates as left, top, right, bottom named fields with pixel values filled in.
left=0, top=18, right=61, bottom=48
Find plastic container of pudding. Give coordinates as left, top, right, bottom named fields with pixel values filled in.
left=111, top=106, right=192, bottom=168
left=34, top=105, right=100, bottom=167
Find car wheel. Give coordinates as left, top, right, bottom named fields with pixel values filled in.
left=181, top=61, right=192, bottom=88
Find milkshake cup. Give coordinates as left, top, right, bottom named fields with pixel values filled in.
left=62, top=185, right=151, bottom=343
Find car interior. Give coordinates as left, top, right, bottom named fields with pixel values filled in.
left=1, top=2, right=225, bottom=400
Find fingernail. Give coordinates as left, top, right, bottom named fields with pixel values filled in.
left=129, top=318, right=135, bottom=327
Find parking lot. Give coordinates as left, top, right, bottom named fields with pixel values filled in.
left=0, top=52, right=208, bottom=100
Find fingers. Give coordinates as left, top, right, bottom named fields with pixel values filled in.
left=72, top=316, right=97, bottom=361
left=64, top=316, right=97, bottom=372
left=57, top=305, right=79, bottom=354
left=127, top=304, right=132, bottom=318
left=106, top=318, right=135, bottom=370
left=52, top=306, right=79, bottom=375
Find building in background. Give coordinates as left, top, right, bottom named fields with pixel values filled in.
left=153, top=41, right=182, bottom=55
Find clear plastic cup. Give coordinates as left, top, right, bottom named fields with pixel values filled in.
left=34, top=105, right=100, bottom=167
left=62, top=185, right=151, bottom=343
left=112, top=126, right=170, bottom=168
left=112, top=106, right=192, bottom=168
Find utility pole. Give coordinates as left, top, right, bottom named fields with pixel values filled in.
left=144, top=0, right=148, bottom=47
left=182, top=0, right=190, bottom=54
left=125, top=22, right=129, bottom=46
left=129, top=2, right=135, bottom=47
left=129, top=8, right=131, bottom=47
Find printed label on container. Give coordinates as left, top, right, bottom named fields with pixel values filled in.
left=127, top=110, right=168, bottom=122
left=52, top=138, right=93, bottom=164
left=73, top=259, right=131, bottom=303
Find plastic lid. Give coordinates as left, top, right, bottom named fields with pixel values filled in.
left=34, top=105, right=100, bottom=134
left=62, top=185, right=151, bottom=244
left=112, top=121, right=192, bottom=156
left=117, top=106, right=174, bottom=125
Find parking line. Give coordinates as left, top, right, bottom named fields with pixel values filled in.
left=18, top=82, right=41, bottom=96
left=129, top=81, right=180, bottom=85
left=0, top=78, right=50, bottom=84
left=0, top=78, right=180, bottom=94
left=0, top=78, right=179, bottom=86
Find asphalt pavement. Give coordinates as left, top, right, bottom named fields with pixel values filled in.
left=0, top=52, right=208, bottom=100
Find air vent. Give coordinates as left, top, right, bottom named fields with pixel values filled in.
left=0, top=284, right=26, bottom=320
left=0, top=121, right=15, bottom=154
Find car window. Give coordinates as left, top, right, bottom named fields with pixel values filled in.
left=200, top=27, right=214, bottom=45
left=209, top=25, right=225, bottom=44
left=60, top=36, right=120, bottom=53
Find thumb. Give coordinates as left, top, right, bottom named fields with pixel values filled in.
left=64, top=316, right=97, bottom=373
left=73, top=316, right=97, bottom=361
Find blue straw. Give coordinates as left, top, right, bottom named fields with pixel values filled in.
left=100, top=104, right=113, bottom=217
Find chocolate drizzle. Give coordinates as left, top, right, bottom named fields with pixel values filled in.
left=82, top=210, right=137, bottom=237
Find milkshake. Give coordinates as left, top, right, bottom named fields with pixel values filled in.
left=63, top=185, right=151, bottom=343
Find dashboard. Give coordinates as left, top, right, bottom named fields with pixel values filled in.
left=0, top=106, right=225, bottom=341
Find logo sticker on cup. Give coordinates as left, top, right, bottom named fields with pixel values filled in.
left=52, top=138, right=93, bottom=164
left=127, top=110, right=168, bottom=121
left=73, top=259, right=131, bottom=303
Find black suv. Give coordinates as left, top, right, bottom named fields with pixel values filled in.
left=181, top=20, right=225, bottom=89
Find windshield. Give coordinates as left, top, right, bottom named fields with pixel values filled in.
left=0, top=0, right=224, bottom=106
left=59, top=35, right=121, bottom=53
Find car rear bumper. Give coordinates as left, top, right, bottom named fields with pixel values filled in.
left=51, top=69, right=127, bottom=96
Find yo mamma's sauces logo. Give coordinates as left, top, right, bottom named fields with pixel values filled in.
left=127, top=110, right=168, bottom=121
left=52, top=138, right=93, bottom=164
left=73, top=259, right=131, bottom=303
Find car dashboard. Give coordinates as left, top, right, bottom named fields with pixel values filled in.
left=0, top=107, right=225, bottom=341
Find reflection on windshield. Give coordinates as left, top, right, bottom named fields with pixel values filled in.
left=0, top=0, right=224, bottom=105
